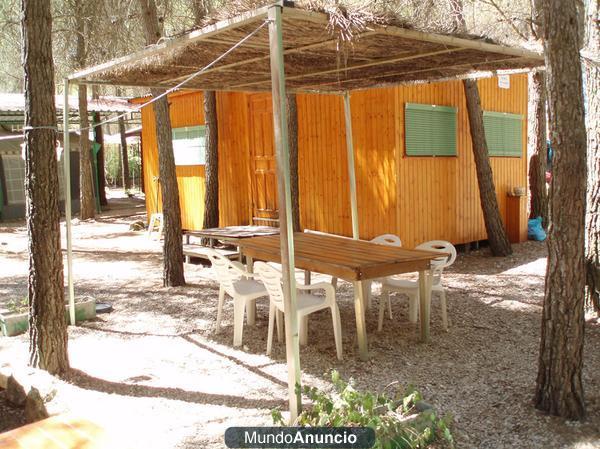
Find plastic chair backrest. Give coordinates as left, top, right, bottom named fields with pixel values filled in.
left=254, top=262, right=285, bottom=306
left=416, top=240, right=457, bottom=284
left=371, top=234, right=402, bottom=247
left=206, top=248, right=242, bottom=293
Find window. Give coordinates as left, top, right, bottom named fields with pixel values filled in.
left=172, top=125, right=206, bottom=165
left=405, top=103, right=457, bottom=156
left=483, top=111, right=523, bottom=157
left=2, top=155, right=25, bottom=204
left=1, top=154, right=66, bottom=204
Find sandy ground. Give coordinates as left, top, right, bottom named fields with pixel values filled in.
left=0, top=192, right=599, bottom=449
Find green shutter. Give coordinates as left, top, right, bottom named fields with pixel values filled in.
left=483, top=111, right=523, bottom=157
left=405, top=103, right=457, bottom=156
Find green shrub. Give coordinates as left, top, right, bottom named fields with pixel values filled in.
left=272, top=371, right=454, bottom=449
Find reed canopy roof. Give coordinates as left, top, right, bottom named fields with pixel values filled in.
left=70, top=2, right=543, bottom=93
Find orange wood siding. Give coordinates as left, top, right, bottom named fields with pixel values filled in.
left=139, top=74, right=528, bottom=245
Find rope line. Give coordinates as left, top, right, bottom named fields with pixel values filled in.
left=22, top=20, right=269, bottom=137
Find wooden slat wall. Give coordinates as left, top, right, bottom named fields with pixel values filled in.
left=139, top=91, right=252, bottom=230
left=139, top=74, right=528, bottom=245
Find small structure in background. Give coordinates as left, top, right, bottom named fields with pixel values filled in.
left=0, top=126, right=82, bottom=221
left=0, top=93, right=140, bottom=221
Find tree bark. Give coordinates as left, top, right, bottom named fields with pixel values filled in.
left=535, top=0, right=587, bottom=420
left=527, top=70, right=549, bottom=227
left=202, top=91, right=219, bottom=236
left=77, top=84, right=96, bottom=219
left=139, top=0, right=185, bottom=286
left=74, top=1, right=95, bottom=220
left=463, top=79, right=513, bottom=256
left=191, top=0, right=210, bottom=26
left=21, top=0, right=69, bottom=375
left=287, top=94, right=301, bottom=232
left=92, top=112, right=107, bottom=205
left=118, top=116, right=131, bottom=191
left=584, top=0, right=600, bottom=314
left=91, top=87, right=107, bottom=206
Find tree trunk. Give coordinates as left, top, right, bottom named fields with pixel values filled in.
left=74, top=2, right=95, bottom=220
left=287, top=94, right=301, bottom=232
left=139, top=0, right=185, bottom=286
left=118, top=116, right=131, bottom=191
left=21, top=0, right=69, bottom=375
left=584, top=0, right=600, bottom=314
left=527, top=70, right=549, bottom=227
left=535, top=0, right=587, bottom=420
left=77, top=85, right=96, bottom=219
left=202, top=91, right=219, bottom=235
left=463, top=79, right=513, bottom=256
left=92, top=112, right=107, bottom=206
left=192, top=0, right=209, bottom=26
left=91, top=87, right=107, bottom=206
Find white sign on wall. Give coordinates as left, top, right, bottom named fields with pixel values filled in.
left=498, top=74, right=510, bottom=89
left=172, top=125, right=206, bottom=166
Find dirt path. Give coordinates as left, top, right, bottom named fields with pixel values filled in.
left=1, top=200, right=598, bottom=448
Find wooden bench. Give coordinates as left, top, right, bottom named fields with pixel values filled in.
left=182, top=243, right=238, bottom=264
left=0, top=414, right=121, bottom=449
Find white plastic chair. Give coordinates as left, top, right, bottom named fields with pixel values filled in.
left=147, top=212, right=163, bottom=239
left=206, top=249, right=268, bottom=347
left=377, top=240, right=457, bottom=332
left=366, top=234, right=403, bottom=311
left=254, top=261, right=343, bottom=360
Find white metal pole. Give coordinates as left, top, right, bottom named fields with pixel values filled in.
left=63, top=78, right=75, bottom=325
left=343, top=91, right=359, bottom=239
left=268, top=4, right=302, bottom=421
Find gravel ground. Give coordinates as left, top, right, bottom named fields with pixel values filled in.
left=0, top=193, right=599, bottom=448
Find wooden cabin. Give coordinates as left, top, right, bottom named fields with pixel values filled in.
left=136, top=74, right=528, bottom=248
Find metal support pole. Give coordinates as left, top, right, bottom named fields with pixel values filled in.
left=268, top=4, right=302, bottom=422
left=63, top=78, right=75, bottom=325
left=343, top=92, right=359, bottom=239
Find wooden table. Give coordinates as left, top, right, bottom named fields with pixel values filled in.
left=185, top=225, right=279, bottom=246
left=0, top=414, right=121, bottom=449
left=238, top=232, right=443, bottom=360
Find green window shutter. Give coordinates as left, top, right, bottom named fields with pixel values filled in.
left=172, top=125, right=206, bottom=165
left=483, top=111, right=523, bottom=157
left=405, top=103, right=457, bottom=156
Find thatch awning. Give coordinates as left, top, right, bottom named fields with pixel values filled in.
left=70, top=3, right=543, bottom=93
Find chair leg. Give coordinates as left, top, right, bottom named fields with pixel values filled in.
left=331, top=277, right=338, bottom=289
left=147, top=214, right=156, bottom=238
left=408, top=292, right=419, bottom=324
left=331, top=305, right=343, bottom=360
left=267, top=304, right=275, bottom=355
left=276, top=310, right=284, bottom=342
left=387, top=290, right=393, bottom=319
left=157, top=214, right=164, bottom=237
left=216, top=286, right=225, bottom=332
left=440, top=289, right=448, bottom=331
left=299, top=315, right=308, bottom=346
left=378, top=290, right=389, bottom=332
left=247, top=299, right=256, bottom=326
left=233, top=296, right=246, bottom=347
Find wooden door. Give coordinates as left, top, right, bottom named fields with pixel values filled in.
left=248, top=94, right=278, bottom=224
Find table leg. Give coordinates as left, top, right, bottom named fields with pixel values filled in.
left=245, top=255, right=256, bottom=325
left=353, top=281, right=369, bottom=361
left=418, top=270, right=432, bottom=343
left=304, top=270, right=311, bottom=285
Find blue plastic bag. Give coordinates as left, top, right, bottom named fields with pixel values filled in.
left=528, top=216, right=546, bottom=241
